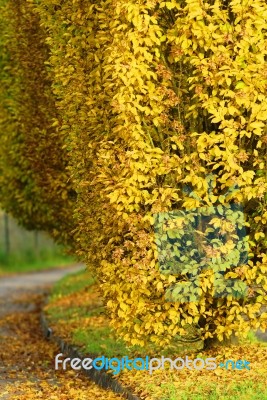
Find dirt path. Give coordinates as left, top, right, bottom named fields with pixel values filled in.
left=0, top=266, right=122, bottom=400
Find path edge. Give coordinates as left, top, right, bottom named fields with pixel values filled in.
left=40, top=311, right=140, bottom=400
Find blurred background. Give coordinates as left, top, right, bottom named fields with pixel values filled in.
left=0, top=210, right=73, bottom=274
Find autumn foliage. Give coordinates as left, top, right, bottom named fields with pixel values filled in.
left=0, top=0, right=75, bottom=245
left=0, top=0, right=267, bottom=348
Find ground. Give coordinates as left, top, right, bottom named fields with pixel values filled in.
left=1, top=266, right=267, bottom=400
left=0, top=266, right=123, bottom=400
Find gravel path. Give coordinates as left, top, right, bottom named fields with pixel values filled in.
left=0, top=265, right=84, bottom=298
left=0, top=264, right=93, bottom=400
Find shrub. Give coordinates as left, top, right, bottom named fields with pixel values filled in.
left=13, top=0, right=267, bottom=347
left=0, top=0, right=75, bottom=246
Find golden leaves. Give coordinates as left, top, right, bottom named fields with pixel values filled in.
left=7, top=0, right=265, bottom=349
left=1, top=291, right=121, bottom=400
left=0, top=0, right=74, bottom=246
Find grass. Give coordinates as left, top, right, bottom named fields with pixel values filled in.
left=73, top=327, right=134, bottom=357
left=150, top=380, right=267, bottom=400
left=0, top=213, right=76, bottom=274
left=46, top=269, right=267, bottom=400
left=49, top=268, right=94, bottom=298
left=0, top=246, right=75, bottom=275
left=46, top=269, right=145, bottom=357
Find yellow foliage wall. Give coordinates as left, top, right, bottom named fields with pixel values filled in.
left=14, top=0, right=267, bottom=347
left=0, top=0, right=75, bottom=246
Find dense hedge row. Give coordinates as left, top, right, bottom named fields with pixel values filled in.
left=1, top=0, right=267, bottom=348
left=0, top=0, right=75, bottom=246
